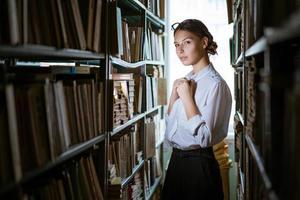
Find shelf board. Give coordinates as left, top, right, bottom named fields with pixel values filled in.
left=127, top=0, right=147, bottom=11
left=146, top=10, right=165, bottom=28
left=234, top=52, right=244, bottom=66
left=0, top=134, right=106, bottom=196
left=145, top=105, right=162, bottom=115
left=121, top=160, right=144, bottom=188
left=111, top=106, right=162, bottom=136
left=145, top=176, right=162, bottom=200
left=111, top=114, right=145, bottom=136
left=237, top=111, right=244, bottom=126
left=118, top=0, right=145, bottom=16
left=0, top=45, right=105, bottom=60
left=244, top=134, right=272, bottom=191
left=110, top=56, right=164, bottom=68
left=131, top=0, right=146, bottom=9
left=245, top=37, right=267, bottom=57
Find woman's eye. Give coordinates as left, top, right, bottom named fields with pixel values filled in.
left=175, top=44, right=179, bottom=47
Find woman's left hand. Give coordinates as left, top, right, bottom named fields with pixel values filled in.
left=176, top=80, right=193, bottom=102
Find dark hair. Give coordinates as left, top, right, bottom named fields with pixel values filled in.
left=172, top=19, right=218, bottom=55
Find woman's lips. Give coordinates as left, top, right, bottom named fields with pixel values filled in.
left=180, top=56, right=187, bottom=61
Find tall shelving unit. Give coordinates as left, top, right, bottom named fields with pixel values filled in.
left=228, top=0, right=300, bottom=199
left=0, top=0, right=166, bottom=199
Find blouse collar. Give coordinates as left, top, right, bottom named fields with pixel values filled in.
left=185, top=63, right=213, bottom=82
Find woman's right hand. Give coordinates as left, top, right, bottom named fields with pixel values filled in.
left=168, top=78, right=187, bottom=115
left=171, top=78, right=187, bottom=101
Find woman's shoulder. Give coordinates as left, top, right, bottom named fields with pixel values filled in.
left=205, top=70, right=230, bottom=91
left=204, top=67, right=224, bottom=85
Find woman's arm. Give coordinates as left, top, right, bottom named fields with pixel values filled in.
left=178, top=81, right=232, bottom=147
left=176, top=80, right=200, bottom=119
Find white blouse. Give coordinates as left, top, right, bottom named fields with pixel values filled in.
left=164, top=63, right=232, bottom=150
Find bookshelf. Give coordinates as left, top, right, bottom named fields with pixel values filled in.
left=228, top=0, right=300, bottom=199
left=0, top=0, right=166, bottom=199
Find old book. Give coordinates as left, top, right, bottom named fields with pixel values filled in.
left=157, top=78, right=167, bottom=105
left=89, top=157, right=104, bottom=200
left=112, top=73, right=134, bottom=80
left=145, top=121, right=156, bottom=159
left=54, top=81, right=71, bottom=150
left=5, top=84, right=22, bottom=181
left=45, top=79, right=63, bottom=159
left=7, top=0, right=20, bottom=44
left=0, top=90, right=14, bottom=186
left=63, top=81, right=79, bottom=145
left=110, top=2, right=123, bottom=56
left=93, top=0, right=103, bottom=52
left=70, top=0, right=86, bottom=50
left=73, top=81, right=84, bottom=142
left=56, top=0, right=69, bottom=48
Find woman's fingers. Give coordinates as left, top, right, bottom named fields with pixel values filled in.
left=174, top=78, right=189, bottom=88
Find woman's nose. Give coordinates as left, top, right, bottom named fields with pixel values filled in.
left=176, top=45, right=184, bottom=53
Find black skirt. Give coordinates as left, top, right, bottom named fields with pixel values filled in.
left=162, top=147, right=224, bottom=200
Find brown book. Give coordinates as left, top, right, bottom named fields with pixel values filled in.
left=110, top=1, right=123, bottom=56
left=29, top=0, right=42, bottom=44
left=73, top=81, right=84, bottom=142
left=89, top=157, right=104, bottom=199
left=157, top=78, right=167, bottom=105
left=5, top=84, right=22, bottom=181
left=145, top=121, right=156, bottom=159
left=93, top=0, right=103, bottom=52
left=7, top=0, right=20, bottom=44
left=45, top=79, right=63, bottom=159
left=63, top=82, right=79, bottom=145
left=80, top=0, right=95, bottom=50
left=57, top=179, right=67, bottom=200
left=49, top=0, right=62, bottom=48
left=70, top=0, right=86, bottom=50
left=112, top=73, right=134, bottom=80
left=61, top=0, right=78, bottom=48
left=0, top=89, right=14, bottom=186
left=27, top=84, right=51, bottom=167
left=56, top=0, right=69, bottom=48
left=86, top=0, right=95, bottom=50
left=54, top=81, right=71, bottom=150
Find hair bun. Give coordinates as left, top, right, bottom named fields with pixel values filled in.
left=207, top=41, right=218, bottom=55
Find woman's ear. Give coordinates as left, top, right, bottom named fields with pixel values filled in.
left=202, top=37, right=209, bottom=49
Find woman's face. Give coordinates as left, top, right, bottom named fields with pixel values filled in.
left=174, top=30, right=207, bottom=66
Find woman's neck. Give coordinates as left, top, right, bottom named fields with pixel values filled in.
left=192, top=54, right=210, bottom=74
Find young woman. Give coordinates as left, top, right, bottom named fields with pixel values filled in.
left=162, top=19, right=232, bottom=200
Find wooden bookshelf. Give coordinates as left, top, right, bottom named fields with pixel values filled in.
left=0, top=0, right=167, bottom=199
left=0, top=134, right=105, bottom=195
left=121, top=160, right=144, bottom=188
left=229, top=0, right=300, bottom=199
